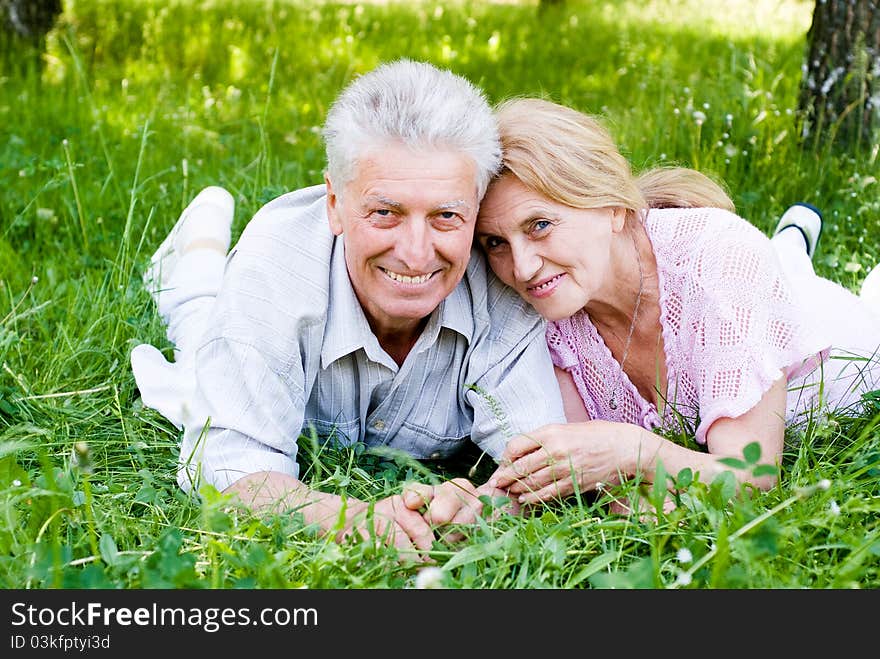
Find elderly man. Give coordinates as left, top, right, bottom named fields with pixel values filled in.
left=131, top=59, right=565, bottom=557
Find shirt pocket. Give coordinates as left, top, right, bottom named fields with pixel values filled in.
left=301, top=417, right=361, bottom=447
left=389, top=421, right=468, bottom=460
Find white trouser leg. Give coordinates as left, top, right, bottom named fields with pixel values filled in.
left=156, top=247, right=226, bottom=361
left=859, top=266, right=880, bottom=318
left=771, top=228, right=815, bottom=280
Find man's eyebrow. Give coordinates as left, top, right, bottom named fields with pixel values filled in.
left=364, top=195, right=403, bottom=209
left=436, top=200, right=471, bottom=211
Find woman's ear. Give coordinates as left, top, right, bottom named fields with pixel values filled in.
left=611, top=206, right=627, bottom=233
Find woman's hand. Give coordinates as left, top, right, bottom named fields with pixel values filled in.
left=488, top=421, right=640, bottom=505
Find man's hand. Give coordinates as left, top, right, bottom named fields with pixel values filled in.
left=402, top=477, right=521, bottom=543
left=223, top=471, right=434, bottom=562
left=339, top=494, right=436, bottom=562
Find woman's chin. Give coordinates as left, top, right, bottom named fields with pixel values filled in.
left=533, top=300, right=581, bottom=322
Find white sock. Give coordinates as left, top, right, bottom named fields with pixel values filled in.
left=172, top=203, right=232, bottom=255
left=772, top=225, right=809, bottom=254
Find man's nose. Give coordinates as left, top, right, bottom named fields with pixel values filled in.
left=512, top=244, right=542, bottom=283
left=398, top=219, right=433, bottom=271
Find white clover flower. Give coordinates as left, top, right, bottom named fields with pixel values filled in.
left=676, top=548, right=693, bottom=564
left=72, top=441, right=93, bottom=475
left=414, top=566, right=445, bottom=589
left=692, top=110, right=706, bottom=125
left=13, top=479, right=21, bottom=487
left=676, top=571, right=692, bottom=587
left=31, top=276, right=39, bottom=284
left=817, top=479, right=831, bottom=491
left=829, top=500, right=840, bottom=516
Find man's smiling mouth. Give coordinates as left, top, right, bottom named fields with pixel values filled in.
left=380, top=267, right=436, bottom=284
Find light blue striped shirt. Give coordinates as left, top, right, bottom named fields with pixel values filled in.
left=178, top=184, right=566, bottom=494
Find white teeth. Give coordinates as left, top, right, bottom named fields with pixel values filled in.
left=383, top=268, right=432, bottom=284
left=532, top=275, right=561, bottom=291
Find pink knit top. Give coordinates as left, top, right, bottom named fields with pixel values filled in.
left=546, top=207, right=848, bottom=444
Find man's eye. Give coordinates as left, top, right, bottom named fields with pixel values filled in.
left=440, top=211, right=456, bottom=219
left=375, top=209, right=392, bottom=216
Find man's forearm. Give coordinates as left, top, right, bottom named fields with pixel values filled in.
left=223, top=471, right=366, bottom=535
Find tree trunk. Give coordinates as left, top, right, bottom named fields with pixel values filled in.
left=2, top=0, right=62, bottom=42
left=538, top=0, right=566, bottom=13
left=1, top=0, right=63, bottom=76
left=798, top=0, right=880, bottom=150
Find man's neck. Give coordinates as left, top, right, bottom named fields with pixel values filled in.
left=373, top=318, right=428, bottom=367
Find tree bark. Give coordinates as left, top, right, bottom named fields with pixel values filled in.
left=2, top=0, right=62, bottom=40
left=538, top=0, right=566, bottom=13
left=798, top=0, right=880, bottom=149
left=1, top=0, right=63, bottom=75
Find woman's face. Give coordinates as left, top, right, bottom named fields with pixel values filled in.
left=476, top=174, right=621, bottom=321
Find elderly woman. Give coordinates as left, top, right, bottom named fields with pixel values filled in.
left=471, top=98, right=880, bottom=509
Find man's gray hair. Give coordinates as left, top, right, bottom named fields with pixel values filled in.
left=322, top=59, right=501, bottom=199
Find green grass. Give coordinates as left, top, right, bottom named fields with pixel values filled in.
left=0, top=0, right=878, bottom=589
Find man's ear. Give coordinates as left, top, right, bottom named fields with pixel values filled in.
left=325, top=174, right=344, bottom=236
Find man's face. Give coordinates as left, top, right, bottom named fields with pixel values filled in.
left=326, top=143, right=479, bottom=337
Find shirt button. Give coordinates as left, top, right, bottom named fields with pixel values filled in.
left=372, top=419, right=386, bottom=431
left=429, top=451, right=441, bottom=459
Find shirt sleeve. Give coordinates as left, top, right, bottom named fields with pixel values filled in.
left=683, top=213, right=828, bottom=444
left=463, top=264, right=567, bottom=460
left=177, top=337, right=306, bottom=494
left=466, top=327, right=566, bottom=460
left=174, top=186, right=332, bottom=494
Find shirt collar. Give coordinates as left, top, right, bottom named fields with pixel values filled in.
left=320, top=239, right=475, bottom=368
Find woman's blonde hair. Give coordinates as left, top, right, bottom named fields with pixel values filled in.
left=494, top=98, right=734, bottom=215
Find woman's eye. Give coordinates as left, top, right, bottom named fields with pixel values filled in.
left=483, top=236, right=504, bottom=250
left=532, top=219, right=551, bottom=233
